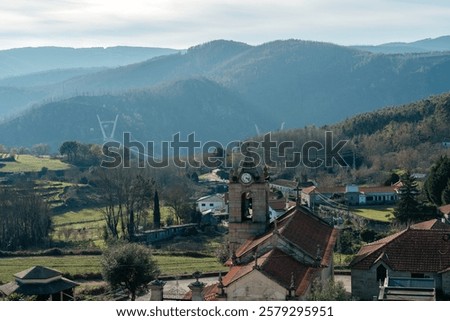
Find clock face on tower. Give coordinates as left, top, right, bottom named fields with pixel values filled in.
left=240, top=172, right=253, bottom=184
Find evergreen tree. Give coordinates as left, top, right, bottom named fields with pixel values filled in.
left=153, top=190, right=161, bottom=229
left=424, top=156, right=450, bottom=206
left=393, top=171, right=421, bottom=224
left=442, top=180, right=450, bottom=205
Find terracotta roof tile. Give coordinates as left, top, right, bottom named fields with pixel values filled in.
left=259, top=249, right=320, bottom=296
left=439, top=204, right=450, bottom=216
left=222, top=263, right=255, bottom=286
left=301, top=186, right=316, bottom=195
left=223, top=249, right=320, bottom=297
left=269, top=199, right=287, bottom=211
left=411, top=219, right=450, bottom=230
left=235, top=206, right=336, bottom=265
left=351, top=227, right=450, bottom=272
left=278, top=207, right=337, bottom=264
left=203, top=283, right=220, bottom=301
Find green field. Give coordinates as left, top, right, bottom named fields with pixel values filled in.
left=0, top=155, right=72, bottom=173
left=0, top=255, right=101, bottom=283
left=35, top=180, right=77, bottom=208
left=352, top=206, right=394, bottom=222
left=0, top=254, right=226, bottom=284
left=51, top=206, right=179, bottom=247
left=52, top=208, right=106, bottom=247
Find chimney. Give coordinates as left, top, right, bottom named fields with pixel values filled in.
left=216, top=272, right=227, bottom=301
left=149, top=278, right=166, bottom=301
left=189, top=271, right=205, bottom=301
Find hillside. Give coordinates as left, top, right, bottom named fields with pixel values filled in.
left=266, top=92, right=450, bottom=184
left=3, top=39, right=450, bottom=148
left=53, top=39, right=450, bottom=126
left=335, top=92, right=450, bottom=179
left=0, top=68, right=107, bottom=118
left=0, top=78, right=267, bottom=149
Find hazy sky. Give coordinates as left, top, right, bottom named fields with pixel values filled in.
left=1, top=0, right=449, bottom=50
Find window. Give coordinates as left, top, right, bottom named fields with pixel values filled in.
left=201, top=203, right=206, bottom=207
left=241, top=192, right=253, bottom=221
left=209, top=203, right=214, bottom=207
left=411, top=273, right=425, bottom=278
left=376, top=265, right=387, bottom=284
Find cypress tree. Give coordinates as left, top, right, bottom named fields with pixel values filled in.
left=394, top=171, right=420, bottom=225
left=153, top=190, right=161, bottom=229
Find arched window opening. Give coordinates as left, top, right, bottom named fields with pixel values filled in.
left=241, top=192, right=253, bottom=221
left=376, top=265, right=387, bottom=284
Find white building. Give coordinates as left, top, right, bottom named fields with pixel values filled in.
left=196, top=194, right=226, bottom=213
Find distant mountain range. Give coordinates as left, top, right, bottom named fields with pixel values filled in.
left=0, top=46, right=180, bottom=79
left=2, top=38, right=450, bottom=150
left=351, top=35, right=450, bottom=54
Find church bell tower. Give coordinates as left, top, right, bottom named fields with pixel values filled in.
left=228, top=162, right=270, bottom=247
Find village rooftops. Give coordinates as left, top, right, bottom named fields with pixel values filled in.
left=233, top=206, right=337, bottom=267
left=350, top=219, right=450, bottom=273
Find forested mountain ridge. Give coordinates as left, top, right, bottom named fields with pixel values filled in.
left=260, top=92, right=450, bottom=185
left=335, top=92, right=450, bottom=140
left=3, top=39, right=450, bottom=149
left=54, top=39, right=450, bottom=127
left=0, top=78, right=266, bottom=148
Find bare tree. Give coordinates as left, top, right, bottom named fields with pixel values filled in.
left=95, top=168, right=154, bottom=241
left=0, top=187, right=51, bottom=250
left=163, top=180, right=194, bottom=225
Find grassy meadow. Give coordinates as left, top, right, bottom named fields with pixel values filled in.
left=351, top=206, right=394, bottom=222
left=0, top=154, right=71, bottom=173
left=50, top=206, right=179, bottom=248
left=0, top=165, right=225, bottom=285
left=0, top=254, right=226, bottom=284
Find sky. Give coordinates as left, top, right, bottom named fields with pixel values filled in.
left=0, top=0, right=450, bottom=50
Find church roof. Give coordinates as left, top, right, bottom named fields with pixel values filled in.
left=222, top=248, right=320, bottom=297
left=351, top=220, right=450, bottom=272
left=235, top=206, right=337, bottom=267
left=219, top=206, right=337, bottom=299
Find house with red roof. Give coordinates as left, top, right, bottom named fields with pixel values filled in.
left=350, top=219, right=450, bottom=300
